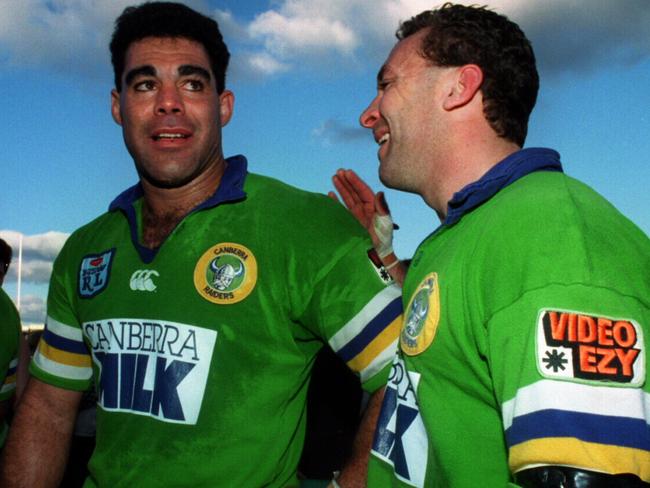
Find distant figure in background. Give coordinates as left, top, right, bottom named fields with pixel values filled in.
left=0, top=239, right=20, bottom=449
left=0, top=3, right=401, bottom=487
left=0, top=240, right=11, bottom=289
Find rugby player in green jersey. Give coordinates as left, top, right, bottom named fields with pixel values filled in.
left=0, top=239, right=21, bottom=450
left=333, top=3, right=650, bottom=487
left=0, top=3, right=402, bottom=487
left=0, top=288, right=20, bottom=450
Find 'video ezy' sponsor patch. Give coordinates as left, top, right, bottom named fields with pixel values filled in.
left=536, top=309, right=645, bottom=386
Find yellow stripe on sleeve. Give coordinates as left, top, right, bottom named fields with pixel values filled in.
left=510, top=437, right=650, bottom=481
left=38, top=341, right=92, bottom=368
left=2, top=373, right=16, bottom=387
left=347, top=316, right=401, bottom=373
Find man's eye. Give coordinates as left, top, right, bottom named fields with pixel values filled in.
left=134, top=80, right=156, bottom=91
left=378, top=80, right=391, bottom=90
left=184, top=79, right=204, bottom=91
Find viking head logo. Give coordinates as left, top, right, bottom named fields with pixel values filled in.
left=210, top=257, right=244, bottom=291
left=405, top=290, right=429, bottom=338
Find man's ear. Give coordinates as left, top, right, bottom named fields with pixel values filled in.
left=443, top=64, right=483, bottom=111
left=111, top=89, right=123, bottom=126
left=219, top=90, right=235, bottom=127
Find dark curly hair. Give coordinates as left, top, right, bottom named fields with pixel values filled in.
left=398, top=3, right=538, bottom=146
left=110, top=2, right=230, bottom=94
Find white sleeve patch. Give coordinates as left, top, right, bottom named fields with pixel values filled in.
left=535, top=309, right=645, bottom=387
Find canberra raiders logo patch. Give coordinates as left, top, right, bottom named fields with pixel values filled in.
left=194, top=242, right=257, bottom=304
left=401, top=272, right=440, bottom=356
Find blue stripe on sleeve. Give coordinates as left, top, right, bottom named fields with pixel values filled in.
left=506, top=408, right=650, bottom=451
left=338, top=296, right=402, bottom=362
left=42, top=328, right=88, bottom=355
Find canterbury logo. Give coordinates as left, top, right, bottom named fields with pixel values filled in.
left=129, top=270, right=159, bottom=292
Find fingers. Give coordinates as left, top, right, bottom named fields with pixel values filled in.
left=333, top=169, right=375, bottom=205
left=327, top=191, right=340, bottom=203
left=343, top=170, right=375, bottom=203
left=332, top=172, right=360, bottom=209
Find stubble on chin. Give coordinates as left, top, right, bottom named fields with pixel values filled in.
left=135, top=160, right=194, bottom=190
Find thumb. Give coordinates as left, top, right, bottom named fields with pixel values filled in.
left=375, top=192, right=389, bottom=215
left=375, top=192, right=399, bottom=229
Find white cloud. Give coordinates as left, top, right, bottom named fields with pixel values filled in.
left=225, top=0, right=650, bottom=79
left=249, top=9, right=357, bottom=57
left=18, top=294, right=46, bottom=326
left=1, top=1, right=648, bottom=81
left=0, top=0, right=130, bottom=78
left=510, top=0, right=650, bottom=73
left=312, top=118, right=367, bottom=145
left=245, top=52, right=291, bottom=76
left=213, top=8, right=253, bottom=44
left=0, top=230, right=69, bottom=284
left=0, top=0, right=210, bottom=79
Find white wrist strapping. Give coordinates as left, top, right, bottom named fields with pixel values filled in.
left=373, top=213, right=395, bottom=259
left=384, top=259, right=401, bottom=271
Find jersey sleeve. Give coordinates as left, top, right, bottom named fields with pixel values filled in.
left=298, top=236, right=403, bottom=392
left=487, top=283, right=649, bottom=480
left=0, top=291, right=20, bottom=402
left=0, top=357, right=18, bottom=402
left=30, top=241, right=93, bottom=392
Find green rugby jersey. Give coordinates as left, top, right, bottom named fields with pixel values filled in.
left=32, top=156, right=402, bottom=487
left=0, top=287, right=20, bottom=447
left=368, top=149, right=650, bottom=487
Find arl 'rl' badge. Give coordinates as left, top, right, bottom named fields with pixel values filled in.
left=536, top=309, right=645, bottom=386
left=194, top=242, right=257, bottom=305
left=79, top=249, right=115, bottom=298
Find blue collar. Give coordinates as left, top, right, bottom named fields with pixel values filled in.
left=444, top=148, right=563, bottom=226
left=109, top=155, right=248, bottom=263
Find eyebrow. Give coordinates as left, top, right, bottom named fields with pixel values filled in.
left=178, top=65, right=212, bottom=82
left=124, top=64, right=212, bottom=87
left=124, top=65, right=156, bottom=87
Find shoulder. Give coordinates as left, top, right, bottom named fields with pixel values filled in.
left=0, top=288, right=17, bottom=313
left=53, top=210, right=122, bottom=269
left=0, top=289, right=20, bottom=334
left=458, top=171, right=650, bottom=298
left=245, top=172, right=332, bottom=205
left=484, top=171, right=647, bottom=245
left=244, top=172, right=367, bottom=235
left=488, top=171, right=609, bottom=217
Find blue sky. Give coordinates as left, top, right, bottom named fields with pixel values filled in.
left=1, top=0, right=649, bottom=326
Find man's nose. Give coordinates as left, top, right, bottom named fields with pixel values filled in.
left=359, top=96, right=380, bottom=128
left=156, top=85, right=184, bottom=114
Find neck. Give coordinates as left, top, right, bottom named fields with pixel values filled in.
left=423, top=130, right=520, bottom=220
left=140, top=161, right=226, bottom=249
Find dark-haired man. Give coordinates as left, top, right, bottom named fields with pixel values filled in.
left=0, top=239, right=12, bottom=288
left=339, top=3, right=650, bottom=487
left=0, top=3, right=401, bottom=486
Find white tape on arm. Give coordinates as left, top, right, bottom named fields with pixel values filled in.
left=373, top=213, right=394, bottom=259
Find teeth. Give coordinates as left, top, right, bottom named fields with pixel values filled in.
left=378, top=133, right=390, bottom=145
left=155, top=133, right=188, bottom=140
